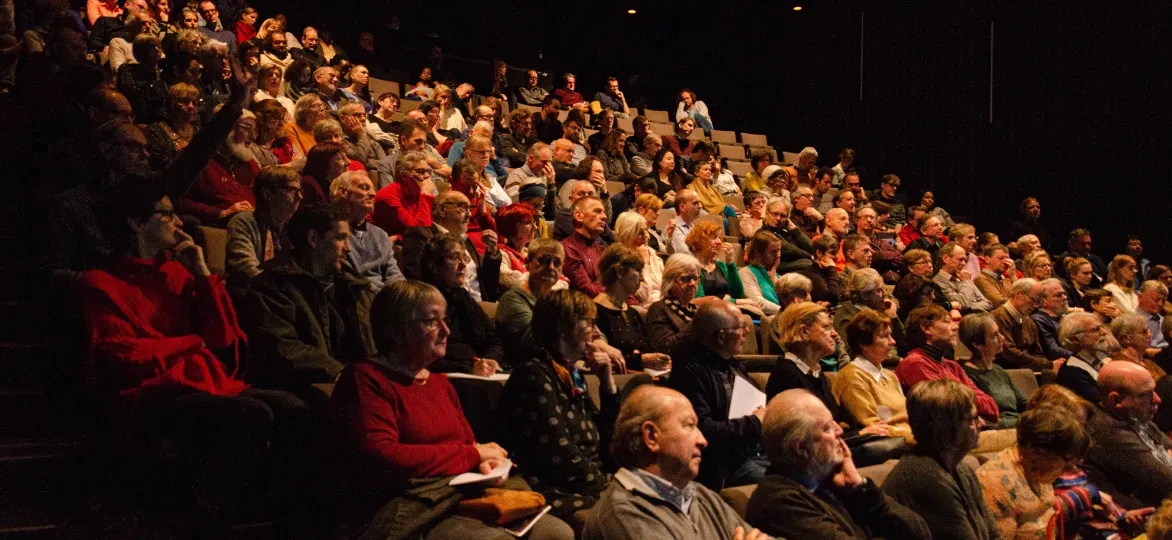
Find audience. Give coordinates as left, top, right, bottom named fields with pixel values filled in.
left=1022, top=250, right=1054, bottom=281
left=933, top=243, right=994, bottom=313
left=1056, top=228, right=1107, bottom=287
left=1083, top=360, right=1172, bottom=508
left=687, top=221, right=754, bottom=309
left=668, top=188, right=702, bottom=254
left=592, top=244, right=670, bottom=372
left=833, top=268, right=906, bottom=360
left=1112, top=312, right=1168, bottom=381
left=737, top=231, right=783, bottom=316
left=613, top=211, right=663, bottom=307
left=495, top=238, right=567, bottom=360
left=669, top=301, right=765, bottom=489
left=330, top=171, right=403, bottom=290
left=988, top=278, right=1056, bottom=372
left=1105, top=254, right=1140, bottom=313
left=495, top=289, right=620, bottom=522
left=747, top=389, right=929, bottom=539
left=959, top=313, right=1028, bottom=429
left=645, top=254, right=702, bottom=354
left=1062, top=256, right=1095, bottom=309
left=973, top=243, right=1014, bottom=308
left=882, top=379, right=1000, bottom=540
left=1053, top=312, right=1112, bottom=402
left=225, top=165, right=302, bottom=286
left=1031, top=278, right=1075, bottom=360
left=328, top=280, right=573, bottom=539
left=582, top=386, right=765, bottom=540
left=371, top=150, right=435, bottom=235
left=495, top=203, right=538, bottom=290
left=239, top=205, right=375, bottom=404
left=562, top=195, right=609, bottom=296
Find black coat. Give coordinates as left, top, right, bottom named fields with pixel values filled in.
left=430, top=285, right=503, bottom=374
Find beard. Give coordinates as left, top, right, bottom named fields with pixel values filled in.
left=807, top=442, right=845, bottom=483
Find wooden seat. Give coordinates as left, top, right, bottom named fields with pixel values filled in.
left=584, top=128, right=599, bottom=140
left=711, top=130, right=737, bottom=144
left=643, top=109, right=670, bottom=123
left=740, top=133, right=768, bottom=147
left=200, top=226, right=227, bottom=275
left=781, top=151, right=800, bottom=165
left=686, top=129, right=705, bottom=141
left=718, top=143, right=747, bottom=161
left=725, top=160, right=753, bottom=178
left=648, top=122, right=675, bottom=137
left=367, top=77, right=400, bottom=98
left=605, top=181, right=626, bottom=197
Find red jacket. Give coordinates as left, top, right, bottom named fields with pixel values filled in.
left=177, top=157, right=259, bottom=225
left=234, top=21, right=256, bottom=45
left=372, top=181, right=434, bottom=236
left=895, top=346, right=1000, bottom=423
left=81, top=255, right=248, bottom=399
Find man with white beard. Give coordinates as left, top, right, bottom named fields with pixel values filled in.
left=745, top=389, right=930, bottom=540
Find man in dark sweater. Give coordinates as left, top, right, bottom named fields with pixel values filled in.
left=747, top=389, right=930, bottom=540
left=668, top=302, right=766, bottom=490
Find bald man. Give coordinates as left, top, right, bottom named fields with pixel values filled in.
left=582, top=386, right=765, bottom=540
left=822, top=208, right=851, bottom=240
left=747, top=390, right=929, bottom=540
left=668, top=302, right=766, bottom=488
left=669, top=189, right=704, bottom=255
left=1084, top=360, right=1172, bottom=508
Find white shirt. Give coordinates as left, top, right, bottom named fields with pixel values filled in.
left=851, top=356, right=885, bottom=383
left=669, top=215, right=694, bottom=255
left=434, top=223, right=482, bottom=301
left=785, top=352, right=821, bottom=377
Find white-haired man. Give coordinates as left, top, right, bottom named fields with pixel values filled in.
left=746, top=389, right=929, bottom=539
left=330, top=171, right=403, bottom=291
left=582, top=386, right=767, bottom=540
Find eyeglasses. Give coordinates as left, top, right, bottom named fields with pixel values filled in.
left=677, top=274, right=699, bottom=283
left=153, top=208, right=177, bottom=219
left=534, top=254, right=562, bottom=267
left=410, top=167, right=432, bottom=177
left=413, top=316, right=446, bottom=329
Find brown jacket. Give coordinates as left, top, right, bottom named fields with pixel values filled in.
left=973, top=270, right=1011, bottom=309
left=990, top=304, right=1052, bottom=371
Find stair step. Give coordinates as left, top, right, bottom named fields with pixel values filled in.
left=0, top=302, right=50, bottom=341
left=0, top=510, right=57, bottom=540
left=0, top=343, right=69, bottom=387
left=0, top=388, right=78, bottom=437
left=0, top=438, right=79, bottom=513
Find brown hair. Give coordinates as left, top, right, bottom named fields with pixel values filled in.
left=845, top=308, right=891, bottom=356
left=598, top=243, right=645, bottom=288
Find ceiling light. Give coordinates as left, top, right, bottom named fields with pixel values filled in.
left=793, top=5, right=802, bottom=10
left=627, top=8, right=636, bottom=14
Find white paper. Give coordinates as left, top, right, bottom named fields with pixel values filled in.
left=445, top=372, right=511, bottom=382
left=728, top=376, right=766, bottom=420
left=644, top=368, right=671, bottom=378
left=449, top=459, right=513, bottom=486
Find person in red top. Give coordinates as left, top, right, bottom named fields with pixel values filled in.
left=328, top=280, right=573, bottom=538
left=448, top=158, right=496, bottom=241
left=300, top=141, right=349, bottom=209
left=82, top=185, right=310, bottom=532
left=177, top=113, right=261, bottom=226
left=552, top=72, right=586, bottom=110
left=898, top=205, right=927, bottom=247
left=895, top=304, right=1001, bottom=424
left=372, top=150, right=437, bottom=236
left=561, top=196, right=608, bottom=296
left=233, top=7, right=257, bottom=45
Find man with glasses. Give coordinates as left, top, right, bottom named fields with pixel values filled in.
left=504, top=142, right=555, bottom=202
left=1136, top=280, right=1169, bottom=354
left=420, top=190, right=501, bottom=302
left=388, top=121, right=450, bottom=180
left=1056, top=312, right=1114, bottom=402
left=500, top=109, right=539, bottom=167
left=312, top=66, right=342, bottom=110
left=337, top=101, right=393, bottom=183
left=668, top=301, right=765, bottom=488
left=592, top=76, right=630, bottom=117
left=791, top=185, right=824, bottom=237
left=1084, top=360, right=1172, bottom=508
left=372, top=151, right=436, bottom=236
left=669, top=189, right=703, bottom=255
left=1031, top=278, right=1074, bottom=361
left=513, top=69, right=549, bottom=106
left=241, top=204, right=376, bottom=405
left=870, top=174, right=906, bottom=225
left=760, top=197, right=816, bottom=274
left=225, top=165, right=304, bottom=286
left=196, top=0, right=236, bottom=53
left=990, top=278, right=1056, bottom=373
left=259, top=30, right=293, bottom=78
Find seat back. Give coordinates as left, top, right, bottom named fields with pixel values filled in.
left=556, top=110, right=569, bottom=122
left=718, top=144, right=747, bottom=161
left=367, top=77, right=400, bottom=98
left=1006, top=368, right=1039, bottom=399
left=478, top=301, right=498, bottom=321
left=686, top=129, right=706, bottom=141
left=583, top=128, right=599, bottom=141
left=616, top=116, right=634, bottom=133
left=648, top=122, right=675, bottom=137
left=656, top=208, right=677, bottom=233
left=711, top=130, right=737, bottom=144
left=606, top=181, right=626, bottom=197
left=399, top=99, right=422, bottom=112
left=725, top=160, right=753, bottom=178
left=516, top=103, right=540, bottom=114
left=740, top=133, right=768, bottom=146
left=781, top=151, right=800, bottom=165
left=643, top=109, right=670, bottom=123
left=723, top=195, right=745, bottom=212
left=201, top=226, right=227, bottom=275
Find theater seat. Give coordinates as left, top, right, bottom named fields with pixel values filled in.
left=478, top=301, right=498, bottom=321
left=719, top=458, right=909, bottom=518
left=200, top=226, right=227, bottom=275
left=584, top=373, right=655, bottom=410
left=367, top=77, right=400, bottom=98
left=711, top=130, right=737, bottom=144
left=648, top=121, right=675, bottom=137
left=740, top=133, right=768, bottom=147
left=1005, top=368, right=1039, bottom=399
left=450, top=376, right=507, bottom=442
left=643, top=109, right=670, bottom=123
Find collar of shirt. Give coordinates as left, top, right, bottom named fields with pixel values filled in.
left=1003, top=301, right=1023, bottom=323
left=785, top=351, right=821, bottom=377
left=981, top=268, right=1001, bottom=281
left=936, top=269, right=957, bottom=283
left=851, top=356, right=884, bottom=382
left=632, top=469, right=697, bottom=515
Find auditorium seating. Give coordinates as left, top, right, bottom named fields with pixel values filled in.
left=642, top=109, right=670, bottom=123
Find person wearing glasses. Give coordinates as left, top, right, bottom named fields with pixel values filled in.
left=196, top=0, right=236, bottom=53
left=668, top=301, right=765, bottom=489
left=514, top=69, right=549, bottom=106
left=402, top=190, right=501, bottom=302
left=495, top=237, right=570, bottom=359
left=372, top=151, right=436, bottom=235
left=416, top=233, right=503, bottom=376
left=869, top=173, right=907, bottom=225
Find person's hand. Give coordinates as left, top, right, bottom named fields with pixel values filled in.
left=883, top=297, right=900, bottom=319
left=804, top=206, right=823, bottom=221
left=615, top=90, right=625, bottom=100
left=751, top=406, right=767, bottom=422
left=1124, top=507, right=1155, bottom=529
left=718, top=242, right=735, bottom=262
left=663, top=190, right=676, bottom=205
left=478, top=457, right=508, bottom=486
left=664, top=219, right=676, bottom=240
left=639, top=352, right=671, bottom=372
left=472, top=357, right=500, bottom=377
left=735, top=298, right=763, bottom=310
left=1051, top=359, right=1065, bottom=371
left=732, top=526, right=768, bottom=540
left=957, top=270, right=971, bottom=281
left=481, top=229, right=499, bottom=256
left=218, top=200, right=254, bottom=219
left=860, top=422, right=891, bottom=437
left=1004, top=258, right=1016, bottom=276
left=226, top=53, right=257, bottom=111
left=420, top=178, right=436, bottom=196
left=1103, top=303, right=1121, bottom=318
left=170, top=229, right=210, bottom=276
left=584, top=341, right=622, bottom=388
left=340, top=114, right=364, bottom=135
left=950, top=309, right=963, bottom=322
left=831, top=438, right=865, bottom=488
left=542, top=162, right=556, bottom=184
left=474, top=442, right=508, bottom=463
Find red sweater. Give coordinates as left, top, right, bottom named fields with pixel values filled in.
left=895, top=346, right=1000, bottom=423
left=372, top=181, right=435, bottom=236
left=329, top=361, right=480, bottom=484
left=177, top=157, right=259, bottom=225
left=81, top=256, right=248, bottom=398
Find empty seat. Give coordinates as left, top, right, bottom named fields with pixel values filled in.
left=740, top=133, right=768, bottom=146
left=781, top=151, right=800, bottom=165
left=725, top=160, right=754, bottom=177
left=720, top=458, right=906, bottom=518
left=643, top=109, right=670, bottom=123
left=367, top=77, right=400, bottom=98
left=648, top=122, right=675, bottom=137
left=557, top=110, right=569, bottom=122
left=399, top=99, right=422, bottom=112
left=687, top=129, right=705, bottom=141
left=711, top=130, right=737, bottom=144
left=605, top=180, right=626, bottom=197
left=201, top=226, right=227, bottom=274
left=616, top=116, right=634, bottom=133
left=718, top=143, right=747, bottom=161
left=516, top=103, right=540, bottom=114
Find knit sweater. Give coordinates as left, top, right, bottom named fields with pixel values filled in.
left=963, top=363, right=1028, bottom=429
left=371, top=181, right=435, bottom=236
left=582, top=468, right=750, bottom=540
left=990, top=304, right=1053, bottom=371
left=81, top=255, right=248, bottom=399
left=832, top=360, right=914, bottom=442
left=895, top=345, right=1000, bottom=423
left=883, top=452, right=1001, bottom=540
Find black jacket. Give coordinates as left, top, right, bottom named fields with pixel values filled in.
left=430, top=285, right=503, bottom=374
left=399, top=225, right=502, bottom=302
left=668, top=344, right=763, bottom=489
left=747, top=465, right=930, bottom=540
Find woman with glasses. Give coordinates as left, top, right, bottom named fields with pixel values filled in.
left=1022, top=250, right=1054, bottom=281
left=613, top=211, right=663, bottom=308
left=495, top=203, right=537, bottom=290
left=738, top=191, right=767, bottom=238
left=1111, top=313, right=1167, bottom=381
left=329, top=280, right=573, bottom=538
left=495, top=289, right=622, bottom=524
left=897, top=248, right=961, bottom=321
left=976, top=406, right=1089, bottom=540
left=1105, top=254, right=1140, bottom=314
left=371, top=151, right=436, bottom=235
left=882, top=379, right=999, bottom=540
left=433, top=83, right=467, bottom=134
left=592, top=244, right=671, bottom=372
left=594, top=128, right=630, bottom=181
left=416, top=233, right=503, bottom=376
left=645, top=253, right=706, bottom=353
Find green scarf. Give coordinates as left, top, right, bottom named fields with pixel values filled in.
left=748, top=265, right=778, bottom=305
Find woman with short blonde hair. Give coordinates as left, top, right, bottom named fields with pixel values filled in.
left=1022, top=250, right=1054, bottom=281
left=143, top=82, right=201, bottom=169
left=433, top=83, right=467, bottom=133
left=614, top=212, right=663, bottom=307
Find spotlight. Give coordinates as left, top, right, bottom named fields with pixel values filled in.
left=627, top=8, right=636, bottom=14
left=793, top=5, right=802, bottom=10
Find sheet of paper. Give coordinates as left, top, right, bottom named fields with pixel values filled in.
left=449, top=459, right=513, bottom=486
left=444, top=372, right=511, bottom=382
left=728, top=375, right=766, bottom=420
left=644, top=368, right=670, bottom=378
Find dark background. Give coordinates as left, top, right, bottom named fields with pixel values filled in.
left=270, top=0, right=1172, bottom=260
